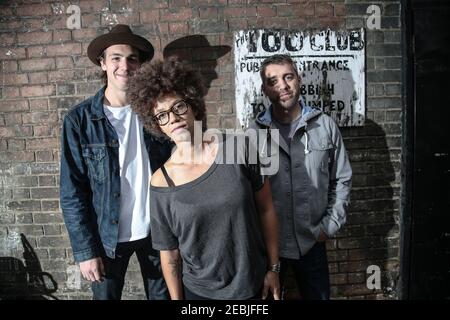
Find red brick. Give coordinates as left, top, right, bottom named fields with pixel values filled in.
left=227, top=19, right=248, bottom=31
left=7, top=139, right=25, bottom=151
left=0, top=61, right=18, bottom=73
left=160, top=8, right=193, bottom=22
left=21, top=85, right=55, bottom=98
left=29, top=99, right=48, bottom=111
left=20, top=58, right=55, bottom=72
left=0, top=151, right=35, bottom=163
left=0, top=127, right=16, bottom=138
left=157, top=22, right=169, bottom=34
left=248, top=17, right=288, bottom=29
left=0, top=33, right=15, bottom=46
left=56, top=57, right=74, bottom=69
left=342, top=284, right=377, bottom=296
left=315, top=3, right=334, bottom=17
left=223, top=6, right=257, bottom=18
left=79, top=0, right=109, bottom=13
left=140, top=10, right=160, bottom=23
left=312, top=17, right=344, bottom=29
left=169, top=22, right=188, bottom=34
left=0, top=139, right=6, bottom=151
left=28, top=72, right=49, bottom=84
left=191, top=0, right=226, bottom=5
left=73, top=56, right=92, bottom=68
left=0, top=47, right=26, bottom=60
left=2, top=73, right=29, bottom=85
left=81, top=14, right=102, bottom=29
left=257, top=5, right=277, bottom=17
left=45, top=43, right=82, bottom=56
left=3, top=87, right=20, bottom=99
left=27, top=46, right=47, bottom=58
left=334, top=2, right=346, bottom=16
left=36, top=150, right=54, bottom=162
left=3, top=113, right=22, bottom=125
left=26, top=137, right=59, bottom=150
left=38, top=176, right=56, bottom=188
left=22, top=112, right=58, bottom=124
left=206, top=114, right=220, bottom=129
left=139, top=0, right=167, bottom=9
left=291, top=3, right=315, bottom=16
left=116, top=12, right=140, bottom=25
left=33, top=125, right=56, bottom=137
left=1, top=20, right=22, bottom=31
left=276, top=4, right=295, bottom=17
left=53, top=30, right=72, bottom=42
left=287, top=17, right=309, bottom=29
left=199, top=7, right=218, bottom=19
left=23, top=18, right=50, bottom=31
left=330, top=273, right=348, bottom=285
left=72, top=28, right=98, bottom=41
left=17, top=31, right=52, bottom=45
left=48, top=70, right=74, bottom=82
left=170, top=0, right=189, bottom=6
left=17, top=3, right=52, bottom=16
left=0, top=100, right=29, bottom=112
left=29, top=43, right=82, bottom=57
left=110, top=0, right=130, bottom=11
left=31, top=187, right=59, bottom=199
left=0, top=6, right=13, bottom=16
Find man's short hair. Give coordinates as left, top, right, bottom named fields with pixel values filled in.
left=260, top=54, right=299, bottom=82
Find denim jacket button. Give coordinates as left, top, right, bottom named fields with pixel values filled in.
left=111, top=219, right=118, bottom=224
left=114, top=192, right=120, bottom=198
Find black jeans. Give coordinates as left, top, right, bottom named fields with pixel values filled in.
left=280, top=242, right=330, bottom=300
left=91, top=236, right=169, bottom=300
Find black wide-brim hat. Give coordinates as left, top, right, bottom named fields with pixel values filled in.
left=163, top=35, right=230, bottom=60
left=87, top=24, right=154, bottom=66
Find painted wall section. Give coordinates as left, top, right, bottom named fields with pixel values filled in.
left=235, top=29, right=365, bottom=128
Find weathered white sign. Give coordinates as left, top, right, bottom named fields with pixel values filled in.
left=234, top=29, right=365, bottom=128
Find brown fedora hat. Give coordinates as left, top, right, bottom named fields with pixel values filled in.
left=87, top=24, right=154, bottom=66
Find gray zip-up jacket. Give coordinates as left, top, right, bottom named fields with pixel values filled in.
left=249, top=99, right=352, bottom=259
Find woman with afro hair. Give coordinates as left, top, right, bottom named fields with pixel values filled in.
left=128, top=57, right=280, bottom=300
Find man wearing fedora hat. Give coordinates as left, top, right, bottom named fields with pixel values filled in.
left=60, top=24, right=172, bottom=300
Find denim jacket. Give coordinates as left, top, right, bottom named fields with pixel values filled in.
left=249, top=99, right=352, bottom=259
left=60, top=87, right=172, bottom=262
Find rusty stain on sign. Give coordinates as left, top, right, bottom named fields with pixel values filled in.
left=234, top=29, right=365, bottom=128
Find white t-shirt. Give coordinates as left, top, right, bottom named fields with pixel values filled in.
left=103, top=104, right=151, bottom=242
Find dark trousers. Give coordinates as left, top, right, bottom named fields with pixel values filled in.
left=280, top=242, right=330, bottom=300
left=92, top=236, right=169, bottom=300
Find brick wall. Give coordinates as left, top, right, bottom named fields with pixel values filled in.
left=0, top=0, right=401, bottom=299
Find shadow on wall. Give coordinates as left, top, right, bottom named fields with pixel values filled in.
left=163, top=35, right=231, bottom=97
left=337, top=118, right=398, bottom=298
left=0, top=234, right=58, bottom=300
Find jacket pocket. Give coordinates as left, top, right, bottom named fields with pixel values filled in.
left=306, top=139, right=333, bottom=173
left=82, top=145, right=107, bottom=183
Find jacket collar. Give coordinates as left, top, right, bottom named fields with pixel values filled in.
left=90, top=86, right=107, bottom=120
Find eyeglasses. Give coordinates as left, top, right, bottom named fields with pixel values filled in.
left=152, top=100, right=189, bottom=126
